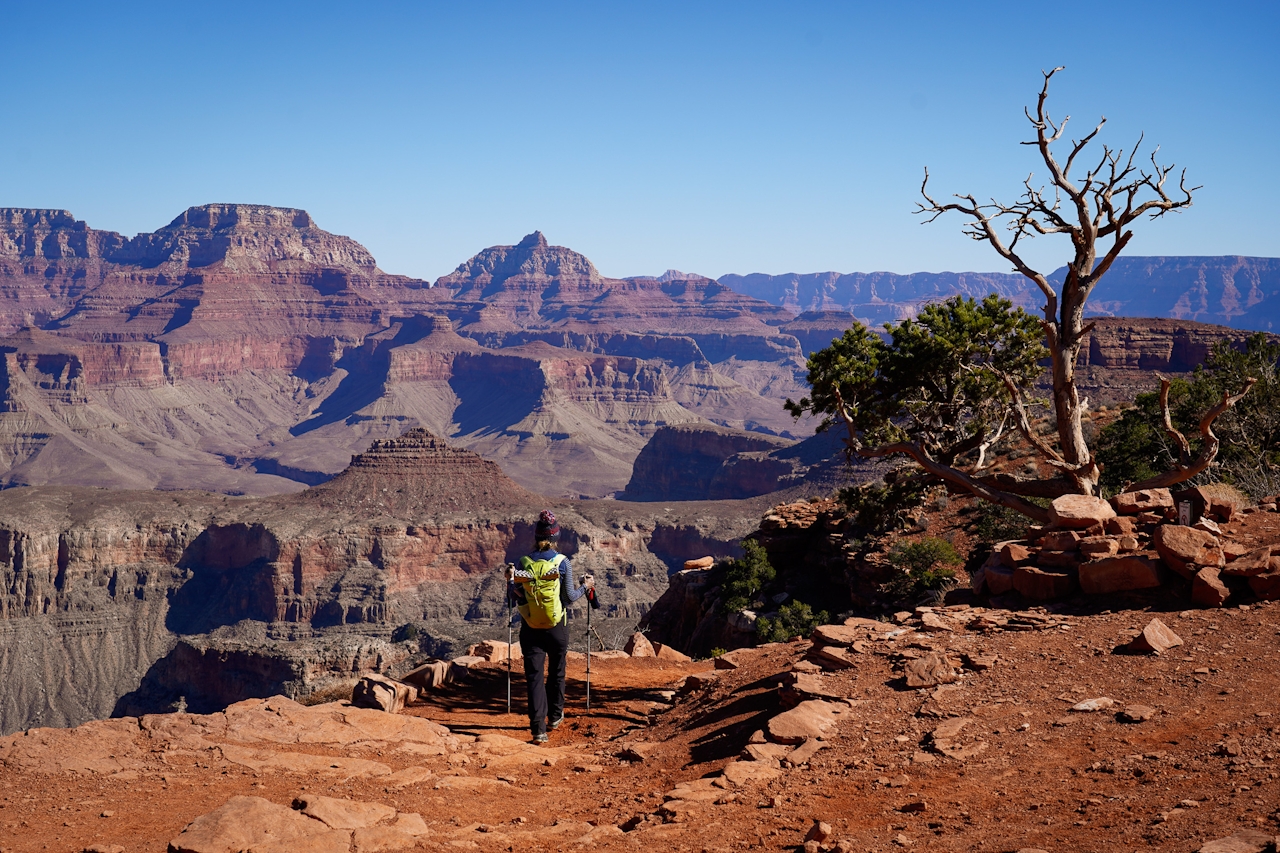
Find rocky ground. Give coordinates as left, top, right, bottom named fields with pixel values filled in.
left=7, top=508, right=1280, bottom=853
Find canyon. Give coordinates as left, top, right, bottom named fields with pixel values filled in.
left=2, top=202, right=1277, bottom=738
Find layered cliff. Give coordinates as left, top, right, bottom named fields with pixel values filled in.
left=0, top=428, right=763, bottom=734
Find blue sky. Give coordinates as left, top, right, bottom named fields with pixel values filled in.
left=2, top=2, right=1276, bottom=282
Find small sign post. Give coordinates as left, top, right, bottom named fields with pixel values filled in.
left=1178, top=501, right=1193, bottom=526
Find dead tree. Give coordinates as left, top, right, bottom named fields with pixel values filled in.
left=917, top=67, right=1247, bottom=496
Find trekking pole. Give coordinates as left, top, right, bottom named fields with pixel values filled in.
left=584, top=580, right=600, bottom=712
left=505, top=563, right=514, bottom=715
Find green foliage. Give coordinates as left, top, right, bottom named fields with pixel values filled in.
left=756, top=600, right=829, bottom=644
left=1096, top=334, right=1280, bottom=499
left=969, top=501, right=1030, bottom=548
left=884, top=537, right=960, bottom=599
left=786, top=295, right=1046, bottom=470
left=709, top=647, right=728, bottom=658
left=838, top=475, right=927, bottom=537
left=720, top=540, right=777, bottom=614
left=391, top=623, right=420, bottom=643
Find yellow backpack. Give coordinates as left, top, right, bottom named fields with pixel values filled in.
left=516, top=554, right=565, bottom=629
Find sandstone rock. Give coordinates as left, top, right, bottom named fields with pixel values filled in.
left=400, top=660, right=452, bottom=692
left=1078, top=556, right=1162, bottom=595
left=1194, top=518, right=1224, bottom=536
left=788, top=738, right=826, bottom=765
left=350, top=675, right=411, bottom=714
left=811, top=624, right=865, bottom=646
left=1198, top=830, right=1276, bottom=853
left=1070, top=697, right=1115, bottom=712
left=294, top=795, right=396, bottom=830
left=624, top=633, right=656, bottom=657
left=998, top=542, right=1033, bottom=568
left=679, top=671, right=719, bottom=692
left=782, top=672, right=846, bottom=702
left=811, top=645, right=856, bottom=670
left=713, top=648, right=753, bottom=670
left=1118, top=535, right=1141, bottom=551
left=904, top=653, right=957, bottom=688
left=168, top=796, right=348, bottom=853
left=1049, top=495, right=1116, bottom=528
left=1078, top=536, right=1120, bottom=559
left=449, top=656, right=487, bottom=679
left=1124, top=618, right=1183, bottom=654
left=743, top=742, right=791, bottom=762
left=1118, top=705, right=1157, bottom=723
left=468, top=640, right=521, bottom=663
left=1111, top=488, right=1174, bottom=515
left=652, top=642, right=692, bottom=662
left=683, top=556, right=715, bottom=570
left=721, top=759, right=783, bottom=785
left=1222, top=545, right=1280, bottom=577
left=1038, top=530, right=1082, bottom=550
left=1192, top=567, right=1230, bottom=607
left=805, top=821, right=834, bottom=843
left=766, top=699, right=844, bottom=744
left=1013, top=566, right=1076, bottom=600
left=1154, top=524, right=1225, bottom=578
left=1037, top=549, right=1081, bottom=568
left=1104, top=515, right=1139, bottom=536
left=983, top=563, right=1015, bottom=595
left=1248, top=571, right=1280, bottom=600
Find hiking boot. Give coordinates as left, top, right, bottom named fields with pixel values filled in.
left=548, top=714, right=564, bottom=730
left=532, top=731, right=549, bottom=744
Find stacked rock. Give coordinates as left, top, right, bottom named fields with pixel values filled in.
left=971, top=486, right=1280, bottom=608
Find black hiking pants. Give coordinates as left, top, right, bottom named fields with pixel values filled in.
left=520, top=618, right=569, bottom=735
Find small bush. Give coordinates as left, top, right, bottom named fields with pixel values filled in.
left=709, top=647, right=728, bottom=658
left=970, top=502, right=1029, bottom=548
left=720, top=540, right=776, bottom=613
left=839, top=476, right=927, bottom=536
left=756, top=600, right=829, bottom=644
left=884, top=537, right=961, bottom=599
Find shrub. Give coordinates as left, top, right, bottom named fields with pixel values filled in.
left=756, top=600, right=829, bottom=644
left=969, top=502, right=1029, bottom=548
left=838, top=475, right=927, bottom=536
left=884, top=537, right=961, bottom=599
left=720, top=540, right=776, bottom=614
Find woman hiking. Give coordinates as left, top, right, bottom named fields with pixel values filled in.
left=506, top=510, right=593, bottom=743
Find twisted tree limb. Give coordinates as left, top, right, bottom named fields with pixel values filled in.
left=1130, top=376, right=1258, bottom=491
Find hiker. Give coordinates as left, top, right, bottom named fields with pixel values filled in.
left=506, top=510, right=593, bottom=743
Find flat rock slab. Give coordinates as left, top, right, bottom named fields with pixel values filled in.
left=1049, top=494, right=1116, bottom=528
left=812, top=624, right=870, bottom=646
left=1078, top=556, right=1162, bottom=595
left=767, top=699, right=845, bottom=744
left=1198, top=830, right=1278, bottom=853
left=721, top=759, right=783, bottom=785
left=296, top=795, right=396, bottom=829
left=168, top=796, right=350, bottom=853
left=1112, top=488, right=1173, bottom=515
left=1125, top=618, right=1184, bottom=654
left=1070, top=697, right=1115, bottom=712
left=219, top=744, right=391, bottom=779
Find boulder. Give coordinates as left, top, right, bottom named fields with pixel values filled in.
left=624, top=633, right=656, bottom=657
left=468, top=640, right=521, bottom=663
left=983, top=563, right=1015, bottom=596
left=904, top=652, right=958, bottom=688
left=1154, top=524, right=1225, bottom=578
left=1111, top=488, right=1174, bottom=515
left=1013, top=566, right=1077, bottom=600
left=653, top=642, right=692, bottom=662
left=1248, top=570, right=1280, bottom=601
left=1049, top=495, right=1116, bottom=529
left=448, top=656, right=487, bottom=679
left=1078, top=556, right=1162, bottom=595
left=998, top=542, right=1034, bottom=568
left=1037, top=549, right=1080, bottom=569
left=1191, top=567, right=1230, bottom=607
left=401, top=660, right=452, bottom=692
left=351, top=674, right=412, bottom=714
left=1124, top=618, right=1183, bottom=654
left=1222, top=545, right=1280, bottom=577
left=684, top=556, right=715, bottom=570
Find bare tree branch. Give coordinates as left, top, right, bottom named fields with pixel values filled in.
left=1130, top=378, right=1258, bottom=490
